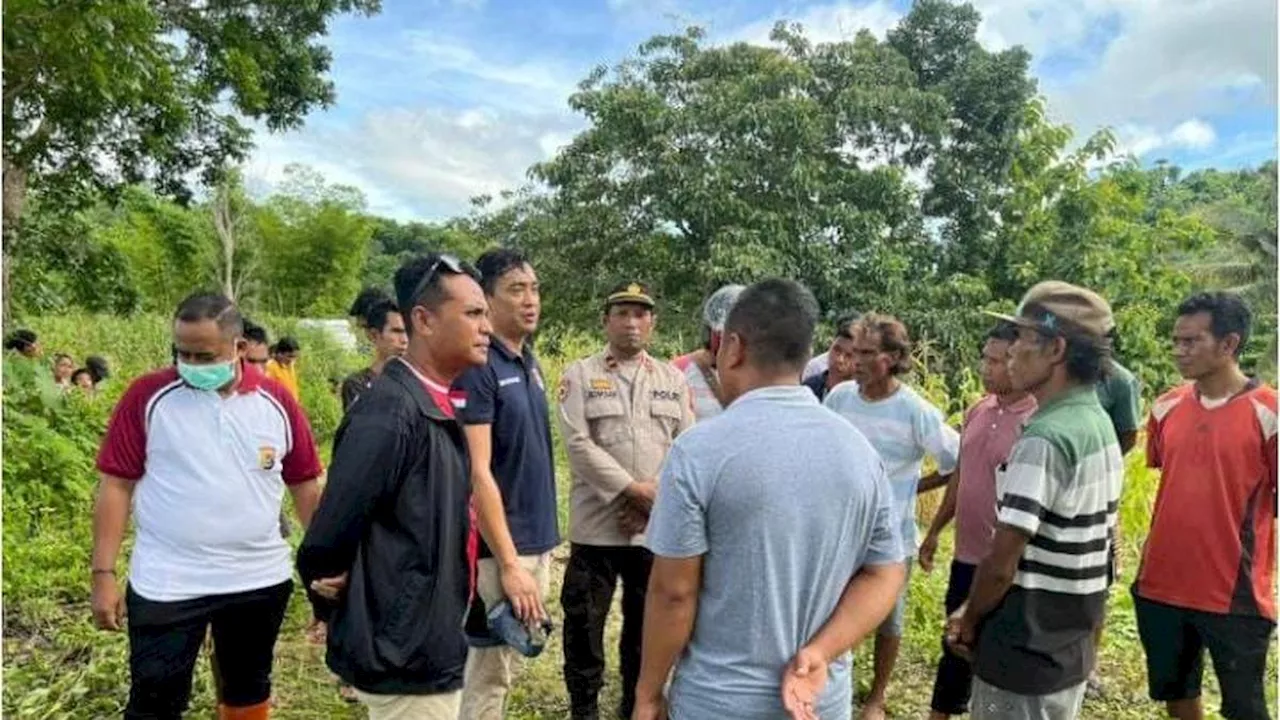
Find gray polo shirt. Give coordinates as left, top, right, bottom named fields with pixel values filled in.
left=646, top=385, right=904, bottom=720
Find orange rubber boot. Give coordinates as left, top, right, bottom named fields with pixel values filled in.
left=217, top=700, right=270, bottom=720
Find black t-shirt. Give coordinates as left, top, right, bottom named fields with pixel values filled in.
left=803, top=371, right=830, bottom=402
left=341, top=367, right=376, bottom=412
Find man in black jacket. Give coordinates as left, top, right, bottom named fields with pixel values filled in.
left=298, top=253, right=492, bottom=720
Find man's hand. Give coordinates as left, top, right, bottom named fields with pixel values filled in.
left=623, top=481, right=658, bottom=514
left=91, top=573, right=126, bottom=631
left=944, top=603, right=977, bottom=662
left=918, top=531, right=940, bottom=573
left=305, top=618, right=328, bottom=645
left=781, top=646, right=828, bottom=720
left=310, top=573, right=349, bottom=602
left=618, top=504, right=649, bottom=536
left=632, top=694, right=667, bottom=720
left=501, top=563, right=546, bottom=623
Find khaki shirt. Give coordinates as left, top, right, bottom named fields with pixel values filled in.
left=558, top=348, right=695, bottom=546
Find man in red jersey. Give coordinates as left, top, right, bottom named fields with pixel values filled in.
left=1134, top=291, right=1276, bottom=720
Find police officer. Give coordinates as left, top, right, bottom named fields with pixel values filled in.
left=557, top=282, right=695, bottom=720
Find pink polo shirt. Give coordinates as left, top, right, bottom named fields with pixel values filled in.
left=954, top=393, right=1037, bottom=564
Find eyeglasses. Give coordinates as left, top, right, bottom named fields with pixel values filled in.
left=409, top=253, right=470, bottom=305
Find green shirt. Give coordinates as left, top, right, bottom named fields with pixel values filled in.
left=1095, top=359, right=1141, bottom=435
left=975, top=387, right=1126, bottom=695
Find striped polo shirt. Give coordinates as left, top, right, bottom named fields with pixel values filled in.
left=974, top=386, right=1124, bottom=695
left=96, top=363, right=323, bottom=602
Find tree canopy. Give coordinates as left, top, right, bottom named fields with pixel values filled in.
left=7, top=0, right=1275, bottom=394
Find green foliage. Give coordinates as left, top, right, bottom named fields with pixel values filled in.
left=2, top=0, right=381, bottom=206
left=7, top=197, right=141, bottom=316
left=362, top=217, right=489, bottom=293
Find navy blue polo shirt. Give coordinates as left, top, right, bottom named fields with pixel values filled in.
left=453, top=340, right=559, bottom=557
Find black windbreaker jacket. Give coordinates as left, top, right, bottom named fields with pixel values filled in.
left=297, top=359, right=472, bottom=695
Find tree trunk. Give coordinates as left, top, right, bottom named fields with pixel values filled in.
left=2, top=159, right=30, bottom=323
left=213, top=184, right=236, bottom=300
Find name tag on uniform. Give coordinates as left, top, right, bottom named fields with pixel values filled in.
left=498, top=376, right=522, bottom=387
left=590, top=379, right=613, bottom=391
left=651, top=389, right=681, bottom=401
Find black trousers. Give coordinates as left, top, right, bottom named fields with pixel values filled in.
left=930, top=561, right=977, bottom=715
left=561, top=544, right=653, bottom=720
left=125, top=580, right=293, bottom=720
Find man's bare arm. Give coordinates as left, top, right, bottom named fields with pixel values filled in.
left=917, top=471, right=953, bottom=494
left=962, top=525, right=1030, bottom=623
left=288, top=479, right=322, bottom=529
left=635, top=556, right=703, bottom=706
left=90, top=475, right=135, bottom=630
left=464, top=424, right=545, bottom=621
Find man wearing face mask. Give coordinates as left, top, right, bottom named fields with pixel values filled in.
left=671, top=284, right=745, bottom=422
left=91, top=292, right=324, bottom=720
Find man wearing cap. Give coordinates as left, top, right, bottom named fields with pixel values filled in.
left=945, top=281, right=1125, bottom=720
left=671, top=285, right=745, bottom=421
left=557, top=282, right=694, bottom=720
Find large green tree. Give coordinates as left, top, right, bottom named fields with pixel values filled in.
left=255, top=165, right=373, bottom=316
left=1, top=0, right=380, bottom=315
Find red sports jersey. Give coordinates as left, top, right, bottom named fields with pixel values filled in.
left=1136, top=381, right=1278, bottom=620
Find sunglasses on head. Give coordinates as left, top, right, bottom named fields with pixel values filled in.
left=409, top=253, right=470, bottom=305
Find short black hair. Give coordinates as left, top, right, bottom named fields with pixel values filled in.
left=86, top=355, right=110, bottom=383
left=834, top=312, right=862, bottom=341
left=393, top=253, right=482, bottom=335
left=174, top=292, right=243, bottom=338
left=475, top=248, right=531, bottom=296
left=984, top=321, right=1020, bottom=348
left=71, top=368, right=93, bottom=384
left=1177, top=291, right=1253, bottom=357
left=53, top=352, right=73, bottom=363
left=363, top=299, right=402, bottom=333
left=275, top=336, right=300, bottom=354
left=4, top=329, right=37, bottom=352
left=242, top=318, right=269, bottom=346
left=349, top=287, right=393, bottom=322
left=723, top=278, right=820, bottom=371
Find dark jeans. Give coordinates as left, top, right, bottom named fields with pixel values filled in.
left=125, top=580, right=293, bottom=720
left=931, top=561, right=977, bottom=715
left=561, top=544, right=653, bottom=720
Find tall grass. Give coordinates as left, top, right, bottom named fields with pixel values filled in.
left=3, top=314, right=1273, bottom=719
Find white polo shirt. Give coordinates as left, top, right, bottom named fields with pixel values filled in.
left=97, top=363, right=322, bottom=602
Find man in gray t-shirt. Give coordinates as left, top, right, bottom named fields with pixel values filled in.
left=634, top=279, right=907, bottom=720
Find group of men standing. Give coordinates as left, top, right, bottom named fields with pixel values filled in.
left=89, top=245, right=1275, bottom=720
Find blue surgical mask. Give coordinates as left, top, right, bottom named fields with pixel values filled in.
left=178, top=359, right=237, bottom=391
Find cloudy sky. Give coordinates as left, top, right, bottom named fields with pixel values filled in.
left=243, top=0, right=1277, bottom=221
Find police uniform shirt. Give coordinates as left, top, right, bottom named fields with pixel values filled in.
left=557, top=349, right=695, bottom=546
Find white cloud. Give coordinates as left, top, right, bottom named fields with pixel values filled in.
left=1168, top=119, right=1218, bottom=149
left=1113, top=118, right=1218, bottom=158
left=246, top=107, right=583, bottom=221
left=1045, top=0, right=1274, bottom=133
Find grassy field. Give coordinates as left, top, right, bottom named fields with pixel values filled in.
left=3, top=315, right=1275, bottom=718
